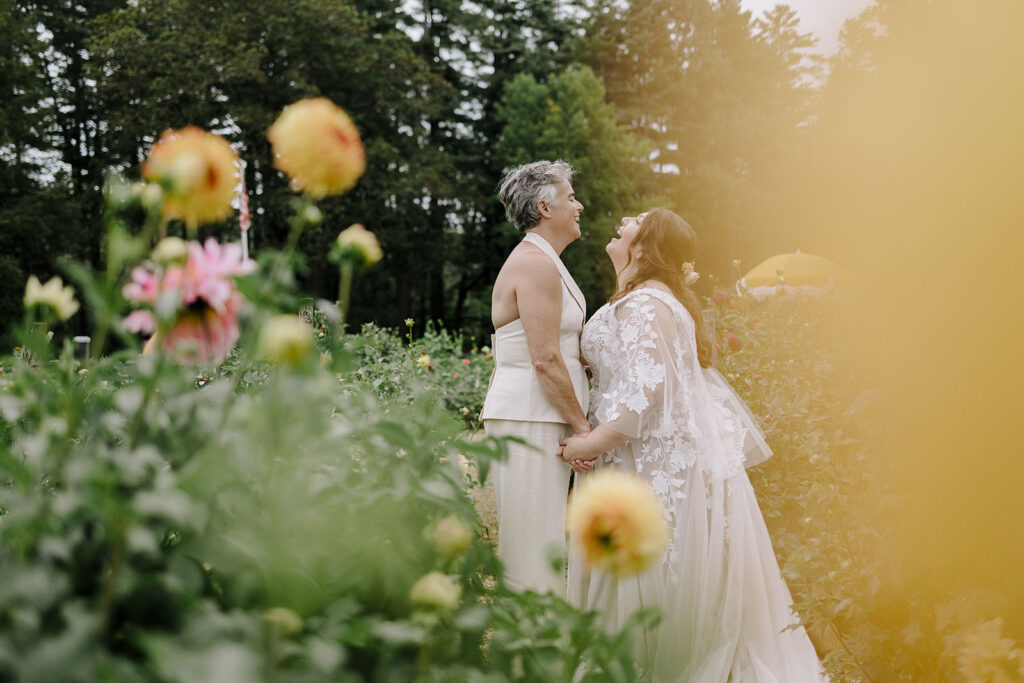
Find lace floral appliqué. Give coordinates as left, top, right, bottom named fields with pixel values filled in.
left=581, top=290, right=751, bottom=577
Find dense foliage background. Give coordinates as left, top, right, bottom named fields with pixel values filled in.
left=1, top=0, right=825, bottom=346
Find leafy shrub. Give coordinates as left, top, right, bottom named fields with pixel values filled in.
left=0, top=139, right=642, bottom=681
left=336, top=321, right=493, bottom=431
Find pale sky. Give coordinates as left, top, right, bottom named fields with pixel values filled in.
left=740, top=0, right=875, bottom=54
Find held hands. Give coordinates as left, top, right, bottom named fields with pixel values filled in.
left=557, top=433, right=597, bottom=474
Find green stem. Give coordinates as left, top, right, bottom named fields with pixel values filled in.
left=94, top=209, right=165, bottom=365
left=337, top=261, right=353, bottom=333
left=260, top=207, right=308, bottom=304
left=227, top=208, right=308, bottom=395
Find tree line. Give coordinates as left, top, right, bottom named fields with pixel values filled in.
left=0, top=0, right=884, bottom=344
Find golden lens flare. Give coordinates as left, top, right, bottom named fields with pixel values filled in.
left=142, top=127, right=240, bottom=229
left=268, top=97, right=366, bottom=199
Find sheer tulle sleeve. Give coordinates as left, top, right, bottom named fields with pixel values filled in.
left=590, top=289, right=752, bottom=483
left=594, top=294, right=690, bottom=441
left=702, top=367, right=773, bottom=469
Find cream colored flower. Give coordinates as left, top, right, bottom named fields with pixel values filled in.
left=131, top=181, right=164, bottom=211
left=268, top=97, right=365, bottom=198
left=259, top=315, right=313, bottom=366
left=336, top=223, right=382, bottom=266
left=301, top=204, right=323, bottom=225
left=24, top=275, right=80, bottom=321
left=682, top=261, right=700, bottom=286
left=263, top=607, right=303, bottom=636
left=151, top=237, right=189, bottom=266
left=410, top=572, right=461, bottom=611
left=432, top=515, right=472, bottom=558
left=142, top=127, right=240, bottom=229
left=416, top=354, right=431, bottom=368
left=567, top=469, right=667, bottom=577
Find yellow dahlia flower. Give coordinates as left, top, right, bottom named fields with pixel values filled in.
left=259, top=315, right=314, bottom=366
left=24, top=275, right=80, bottom=321
left=267, top=97, right=366, bottom=198
left=142, top=126, right=240, bottom=229
left=567, top=469, right=667, bottom=577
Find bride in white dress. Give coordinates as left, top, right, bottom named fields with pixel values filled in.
left=559, top=208, right=826, bottom=682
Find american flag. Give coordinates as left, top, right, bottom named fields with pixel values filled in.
left=239, top=166, right=251, bottom=233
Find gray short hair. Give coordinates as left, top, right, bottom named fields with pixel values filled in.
left=497, top=160, right=575, bottom=232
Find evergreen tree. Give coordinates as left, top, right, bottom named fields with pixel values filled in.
left=495, top=66, right=649, bottom=309
left=576, top=0, right=818, bottom=277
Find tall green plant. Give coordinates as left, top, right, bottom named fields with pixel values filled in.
left=0, top=106, right=647, bottom=682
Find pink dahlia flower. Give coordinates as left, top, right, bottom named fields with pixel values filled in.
left=123, top=238, right=255, bottom=365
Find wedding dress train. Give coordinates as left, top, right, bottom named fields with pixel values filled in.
left=568, top=288, right=826, bottom=682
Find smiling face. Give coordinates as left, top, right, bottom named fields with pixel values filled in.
left=541, top=179, right=584, bottom=241
left=607, top=212, right=648, bottom=274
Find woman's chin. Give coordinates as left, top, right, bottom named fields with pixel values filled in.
left=605, top=248, right=621, bottom=270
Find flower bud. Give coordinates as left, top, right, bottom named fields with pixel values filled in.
left=151, top=237, right=189, bottom=267
left=106, top=177, right=134, bottom=207
left=432, top=515, right=472, bottom=558
left=259, top=315, right=313, bottom=366
left=302, top=204, right=323, bottom=225
left=139, top=182, right=165, bottom=211
left=410, top=572, right=461, bottom=612
left=336, top=223, right=382, bottom=266
left=263, top=607, right=303, bottom=636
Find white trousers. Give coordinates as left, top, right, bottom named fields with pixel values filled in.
left=485, top=419, right=573, bottom=595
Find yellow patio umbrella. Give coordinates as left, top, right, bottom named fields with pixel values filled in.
left=739, top=251, right=844, bottom=299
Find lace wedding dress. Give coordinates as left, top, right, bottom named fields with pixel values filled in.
left=568, top=288, right=826, bottom=682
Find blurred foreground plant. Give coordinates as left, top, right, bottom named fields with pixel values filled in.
left=0, top=99, right=646, bottom=682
